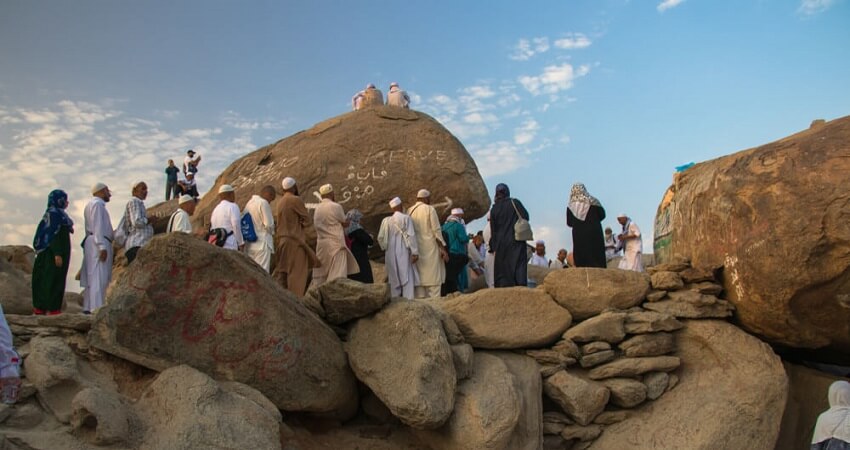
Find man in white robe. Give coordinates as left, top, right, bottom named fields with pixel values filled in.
left=529, top=240, right=549, bottom=267
left=210, top=184, right=244, bottom=250
left=243, top=185, right=276, bottom=272
left=167, top=195, right=196, bottom=234
left=408, top=189, right=447, bottom=299
left=386, top=82, right=411, bottom=108
left=550, top=249, right=569, bottom=269
left=80, top=182, right=114, bottom=314
left=378, top=197, right=420, bottom=299
left=617, top=213, right=644, bottom=272
left=312, top=184, right=358, bottom=285
left=482, top=215, right=495, bottom=288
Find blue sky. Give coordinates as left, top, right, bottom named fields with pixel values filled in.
left=1, top=0, right=848, bottom=282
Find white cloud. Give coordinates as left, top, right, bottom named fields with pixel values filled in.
left=553, top=33, right=592, bottom=50
left=657, top=0, right=685, bottom=12
left=221, top=110, right=288, bottom=131
left=514, top=119, right=540, bottom=145
left=464, top=112, right=499, bottom=124
left=469, top=141, right=532, bottom=177
left=509, top=37, right=550, bottom=61
left=518, top=63, right=591, bottom=96
left=20, top=109, right=60, bottom=124
left=798, top=0, right=836, bottom=14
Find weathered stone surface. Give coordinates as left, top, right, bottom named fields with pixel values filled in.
left=491, top=352, right=543, bottom=450
left=0, top=245, right=35, bottom=274
left=619, top=332, right=675, bottom=357
left=433, top=307, right=465, bottom=345
left=679, top=267, right=716, bottom=283
left=310, top=278, right=390, bottom=324
left=643, top=371, right=670, bottom=400
left=653, top=116, right=850, bottom=354
left=646, top=290, right=668, bottom=302
left=647, top=259, right=690, bottom=274
left=776, top=363, right=845, bottom=450
left=437, top=287, right=572, bottom=349
left=526, top=349, right=575, bottom=366
left=552, top=339, right=581, bottom=359
left=5, top=403, right=44, bottom=429
left=687, top=281, right=723, bottom=296
left=624, top=310, right=683, bottom=334
left=450, top=344, right=474, bottom=380
left=62, top=291, right=84, bottom=314
left=651, top=271, right=684, bottom=291
left=589, top=320, right=788, bottom=449
left=544, top=434, right=568, bottom=449
left=70, top=387, right=132, bottom=446
left=88, top=233, right=358, bottom=416
left=563, top=312, right=627, bottom=344
left=348, top=300, right=455, bottom=429
left=415, top=353, right=520, bottom=449
left=543, top=370, right=609, bottom=426
left=23, top=335, right=83, bottom=423
left=579, top=350, right=616, bottom=369
left=135, top=365, right=282, bottom=450
left=643, top=293, right=735, bottom=319
left=193, top=106, right=490, bottom=235
left=593, top=410, right=631, bottom=425
left=7, top=313, right=92, bottom=332
left=588, top=356, right=681, bottom=380
left=581, top=341, right=611, bottom=355
left=543, top=268, right=650, bottom=320
left=0, top=257, right=32, bottom=315
left=601, top=378, right=648, bottom=408
left=561, top=424, right=603, bottom=442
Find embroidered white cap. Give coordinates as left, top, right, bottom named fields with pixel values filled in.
left=91, top=182, right=108, bottom=195
left=618, top=212, right=628, bottom=218
left=218, top=184, right=235, bottom=193
left=282, top=177, right=296, bottom=190
left=178, top=194, right=194, bottom=204
left=389, top=197, right=402, bottom=208
left=451, top=208, right=464, bottom=215
left=536, top=240, right=545, bottom=246
left=417, top=189, right=430, bottom=198
left=319, top=184, right=333, bottom=195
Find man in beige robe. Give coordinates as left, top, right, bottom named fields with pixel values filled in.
left=408, top=189, right=447, bottom=298
left=273, top=177, right=318, bottom=297
left=312, top=184, right=359, bottom=286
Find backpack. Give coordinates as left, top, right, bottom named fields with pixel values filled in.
left=240, top=212, right=258, bottom=243
left=207, top=228, right=233, bottom=247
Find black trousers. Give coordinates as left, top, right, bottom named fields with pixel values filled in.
left=441, top=253, right=470, bottom=296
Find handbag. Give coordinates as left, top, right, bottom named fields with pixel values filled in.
left=510, top=199, right=533, bottom=241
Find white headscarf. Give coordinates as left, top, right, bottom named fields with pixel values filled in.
left=568, top=183, right=602, bottom=221
left=813, top=381, right=850, bottom=444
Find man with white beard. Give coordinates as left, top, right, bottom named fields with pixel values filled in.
left=80, top=182, right=114, bottom=314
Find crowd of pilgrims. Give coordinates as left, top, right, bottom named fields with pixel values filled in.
left=27, top=170, right=645, bottom=318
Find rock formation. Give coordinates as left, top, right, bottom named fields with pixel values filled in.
left=653, top=115, right=850, bottom=354
left=191, top=105, right=490, bottom=234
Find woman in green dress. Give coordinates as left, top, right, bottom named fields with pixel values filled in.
left=31, top=190, right=74, bottom=315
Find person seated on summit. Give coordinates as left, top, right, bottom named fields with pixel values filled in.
left=386, top=82, right=410, bottom=108
left=351, top=83, right=383, bottom=110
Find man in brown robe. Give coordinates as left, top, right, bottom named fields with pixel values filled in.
left=273, top=177, right=318, bottom=296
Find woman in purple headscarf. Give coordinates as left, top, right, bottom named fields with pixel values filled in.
left=31, top=190, right=74, bottom=315
left=488, top=183, right=530, bottom=287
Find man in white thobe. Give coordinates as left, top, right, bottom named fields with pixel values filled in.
left=386, top=82, right=411, bottom=108
left=550, top=249, right=569, bottom=269
left=167, top=195, right=196, bottom=234
left=243, top=185, right=276, bottom=272
left=529, top=240, right=549, bottom=267
left=408, top=189, right=446, bottom=299
left=210, top=184, right=244, bottom=251
left=482, top=214, right=495, bottom=288
left=378, top=197, right=419, bottom=299
left=617, top=213, right=644, bottom=272
left=80, top=182, right=114, bottom=314
left=312, top=184, right=358, bottom=286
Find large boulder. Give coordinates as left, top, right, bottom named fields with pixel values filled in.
left=589, top=320, right=788, bottom=449
left=347, top=300, right=456, bottom=429
left=23, top=335, right=85, bottom=423
left=0, top=257, right=32, bottom=315
left=414, top=353, right=521, bottom=449
left=192, top=106, right=490, bottom=234
left=436, top=287, right=572, bottom=349
left=776, top=363, right=845, bottom=450
left=306, top=278, right=390, bottom=325
left=490, top=352, right=543, bottom=450
left=653, top=115, right=850, bottom=354
left=0, top=245, right=35, bottom=274
left=88, top=233, right=358, bottom=417
left=543, top=268, right=650, bottom=320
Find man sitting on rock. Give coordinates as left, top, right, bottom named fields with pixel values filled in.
left=378, top=197, right=419, bottom=300
left=176, top=172, right=199, bottom=199
left=386, top=82, right=410, bottom=108
left=351, top=83, right=383, bottom=110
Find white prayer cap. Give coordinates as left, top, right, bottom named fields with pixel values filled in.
left=131, top=180, right=145, bottom=190
left=617, top=212, right=628, bottom=218
left=91, top=182, right=108, bottom=195
left=366, top=83, right=376, bottom=89
left=451, top=207, right=464, bottom=215
left=390, top=82, right=399, bottom=87
left=389, top=197, right=402, bottom=208
left=186, top=171, right=195, bottom=177
left=319, top=184, right=334, bottom=195
left=281, top=177, right=296, bottom=190
left=536, top=240, right=546, bottom=246
left=178, top=194, right=194, bottom=205
left=218, top=184, right=235, bottom=193
left=417, top=189, right=430, bottom=198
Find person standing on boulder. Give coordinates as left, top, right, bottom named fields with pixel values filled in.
left=273, top=177, right=319, bottom=297
left=345, top=209, right=374, bottom=284
left=377, top=197, right=419, bottom=299
left=312, top=184, right=359, bottom=286
left=489, top=183, right=529, bottom=287
left=31, top=189, right=74, bottom=315
left=209, top=184, right=244, bottom=251
left=80, top=182, right=114, bottom=314
left=617, top=213, right=644, bottom=272
left=604, top=227, right=619, bottom=262
left=164, top=159, right=180, bottom=201
left=566, top=183, right=607, bottom=268
left=243, top=185, right=276, bottom=272
left=811, top=381, right=850, bottom=450
left=408, top=189, right=447, bottom=298
left=123, top=181, right=154, bottom=264
left=183, top=149, right=201, bottom=176
left=386, top=82, right=410, bottom=108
